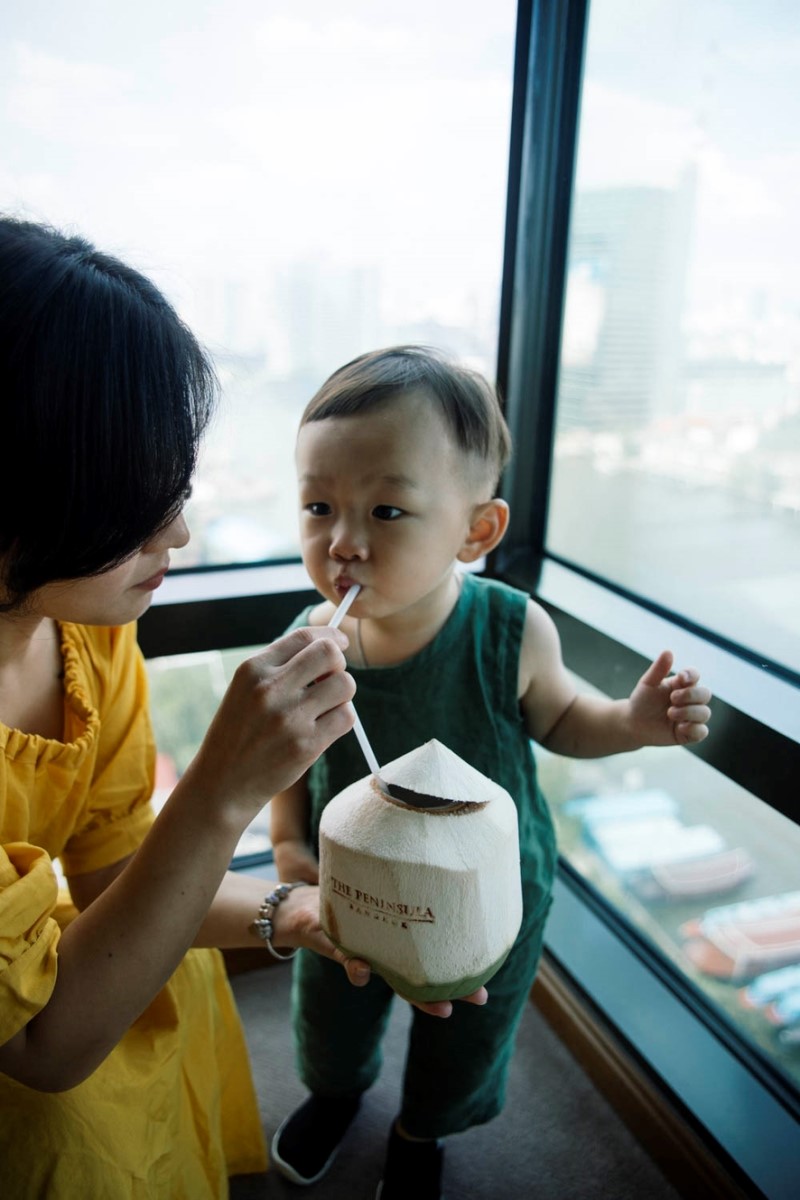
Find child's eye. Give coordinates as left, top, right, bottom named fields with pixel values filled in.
left=372, top=505, right=404, bottom=521
left=304, top=502, right=331, bottom=517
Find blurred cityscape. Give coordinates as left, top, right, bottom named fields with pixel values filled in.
left=173, top=258, right=500, bottom=569
left=539, top=729, right=800, bottom=1094
left=175, top=176, right=800, bottom=675
left=557, top=174, right=800, bottom=505
left=553, top=177, right=800, bottom=674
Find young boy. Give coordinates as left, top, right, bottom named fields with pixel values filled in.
left=270, top=345, right=711, bottom=1199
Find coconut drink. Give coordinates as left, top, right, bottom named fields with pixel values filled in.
left=319, top=739, right=523, bottom=1002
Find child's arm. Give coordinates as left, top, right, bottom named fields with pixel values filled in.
left=270, top=775, right=320, bottom=883
left=518, top=599, right=711, bottom=757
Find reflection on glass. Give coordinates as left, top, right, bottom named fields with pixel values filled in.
left=0, top=0, right=515, bottom=569
left=548, top=0, right=800, bottom=674
left=540, top=673, right=800, bottom=1093
left=146, top=646, right=269, bottom=861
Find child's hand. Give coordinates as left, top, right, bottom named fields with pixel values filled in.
left=628, top=650, right=712, bottom=746
left=396, top=986, right=489, bottom=1019
left=273, top=839, right=320, bottom=885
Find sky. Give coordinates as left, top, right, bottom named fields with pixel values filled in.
left=2, top=1, right=798, bottom=358
left=575, top=0, right=800, bottom=324
left=1, top=1, right=517, bottom=336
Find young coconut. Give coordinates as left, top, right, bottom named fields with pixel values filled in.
left=319, top=739, right=523, bottom=1002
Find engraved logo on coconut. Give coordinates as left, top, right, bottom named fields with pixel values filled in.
left=331, top=876, right=435, bottom=929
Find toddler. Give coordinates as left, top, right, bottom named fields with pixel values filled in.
left=270, top=345, right=712, bottom=1200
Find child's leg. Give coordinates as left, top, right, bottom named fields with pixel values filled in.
left=271, top=948, right=397, bottom=1185
left=374, top=912, right=550, bottom=1200
left=399, top=910, right=548, bottom=1138
left=292, top=946, right=396, bottom=1096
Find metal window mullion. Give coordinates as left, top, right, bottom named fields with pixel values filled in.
left=494, top=0, right=589, bottom=568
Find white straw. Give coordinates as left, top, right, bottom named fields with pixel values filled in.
left=328, top=583, right=361, bottom=629
left=351, top=710, right=383, bottom=778
left=326, top=583, right=385, bottom=785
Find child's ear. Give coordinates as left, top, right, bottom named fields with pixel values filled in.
left=457, top=499, right=510, bottom=563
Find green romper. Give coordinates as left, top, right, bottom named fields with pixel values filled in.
left=289, top=573, right=557, bottom=1137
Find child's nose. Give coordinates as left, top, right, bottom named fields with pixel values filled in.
left=329, top=519, right=367, bottom=561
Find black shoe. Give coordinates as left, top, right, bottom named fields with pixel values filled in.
left=375, top=1121, right=444, bottom=1200
left=271, top=1093, right=362, bottom=1186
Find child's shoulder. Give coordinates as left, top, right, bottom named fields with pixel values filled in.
left=468, top=572, right=526, bottom=599
left=465, top=572, right=533, bottom=621
left=289, top=600, right=334, bottom=630
left=517, top=591, right=568, bottom=695
left=306, top=600, right=335, bottom=627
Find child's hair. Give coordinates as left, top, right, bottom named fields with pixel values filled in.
left=0, top=216, right=217, bottom=611
left=300, top=345, right=512, bottom=490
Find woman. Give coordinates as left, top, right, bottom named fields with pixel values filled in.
left=0, top=215, right=365, bottom=1197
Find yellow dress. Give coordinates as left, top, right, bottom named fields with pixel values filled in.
left=0, top=623, right=267, bottom=1198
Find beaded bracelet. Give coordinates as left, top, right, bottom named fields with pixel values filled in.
left=252, top=881, right=309, bottom=960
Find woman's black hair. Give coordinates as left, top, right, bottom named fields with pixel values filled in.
left=0, top=216, right=217, bottom=610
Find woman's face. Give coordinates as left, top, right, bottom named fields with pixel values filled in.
left=16, top=512, right=190, bottom=627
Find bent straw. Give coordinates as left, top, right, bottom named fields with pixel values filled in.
left=327, top=585, right=386, bottom=785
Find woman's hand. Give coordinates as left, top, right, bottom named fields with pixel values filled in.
left=183, top=627, right=356, bottom=822
left=272, top=884, right=489, bottom=1017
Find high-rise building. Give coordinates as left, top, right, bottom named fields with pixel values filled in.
left=280, top=259, right=382, bottom=382
left=557, top=172, right=694, bottom=431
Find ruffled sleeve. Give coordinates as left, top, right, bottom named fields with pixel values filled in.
left=0, top=842, right=60, bottom=1045
left=58, top=624, right=156, bottom=877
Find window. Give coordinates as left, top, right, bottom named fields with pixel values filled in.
left=21, top=1, right=525, bottom=859
left=542, top=673, right=800, bottom=1096
left=542, top=4, right=800, bottom=1087
left=547, top=0, right=800, bottom=679
left=3, top=0, right=517, bottom=859
left=496, top=2, right=800, bottom=1192
left=1, top=0, right=517, bottom=567
left=146, top=644, right=270, bottom=863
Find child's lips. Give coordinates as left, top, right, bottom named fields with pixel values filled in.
left=335, top=577, right=360, bottom=597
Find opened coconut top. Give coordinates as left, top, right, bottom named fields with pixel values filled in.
left=378, top=739, right=505, bottom=812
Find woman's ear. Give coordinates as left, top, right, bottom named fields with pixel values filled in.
left=457, top=498, right=510, bottom=563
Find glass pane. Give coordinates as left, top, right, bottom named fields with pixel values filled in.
left=541, top=670, right=800, bottom=1095
left=547, top=0, right=800, bottom=676
left=1, top=0, right=516, bottom=567
left=146, top=646, right=270, bottom=861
